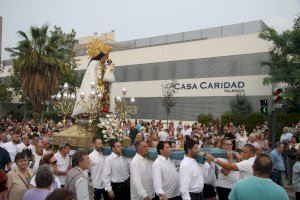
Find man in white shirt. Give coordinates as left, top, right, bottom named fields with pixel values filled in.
left=153, top=141, right=181, bottom=200
left=88, top=138, right=108, bottom=200
left=158, top=128, right=168, bottom=141
left=54, top=143, right=71, bottom=187
left=130, top=140, right=155, bottom=200
left=205, top=144, right=257, bottom=180
left=17, top=134, right=34, bottom=153
left=180, top=139, right=211, bottom=200
left=215, top=138, right=239, bottom=200
left=103, top=140, right=130, bottom=200
left=30, top=134, right=40, bottom=154
left=3, top=128, right=21, bottom=162
left=32, top=142, right=44, bottom=172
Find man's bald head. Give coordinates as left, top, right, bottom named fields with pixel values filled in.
left=253, top=154, right=273, bottom=177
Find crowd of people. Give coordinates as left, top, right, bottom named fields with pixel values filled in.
left=0, top=117, right=299, bottom=200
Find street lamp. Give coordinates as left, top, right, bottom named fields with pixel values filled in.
left=115, top=87, right=137, bottom=122
left=51, top=82, right=76, bottom=125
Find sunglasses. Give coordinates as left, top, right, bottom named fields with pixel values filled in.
left=50, top=160, right=57, bottom=165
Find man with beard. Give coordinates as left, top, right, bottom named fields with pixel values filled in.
left=3, top=127, right=21, bottom=162
left=89, top=137, right=108, bottom=200
left=180, top=139, right=211, bottom=200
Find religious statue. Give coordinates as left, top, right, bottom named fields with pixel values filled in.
left=72, top=37, right=115, bottom=117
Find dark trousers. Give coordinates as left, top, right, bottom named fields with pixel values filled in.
left=216, top=187, right=231, bottom=200
left=189, top=192, right=204, bottom=200
left=111, top=179, right=130, bottom=200
left=169, top=196, right=183, bottom=200
left=94, top=188, right=109, bottom=200
left=296, top=192, right=300, bottom=200
left=270, top=170, right=283, bottom=186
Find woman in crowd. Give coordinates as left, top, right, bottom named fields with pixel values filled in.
left=175, top=133, right=185, bottom=149
left=258, top=133, right=270, bottom=154
left=235, top=128, right=248, bottom=152
left=29, top=153, right=61, bottom=191
left=150, top=132, right=159, bottom=148
left=7, top=152, right=34, bottom=200
left=166, top=129, right=176, bottom=143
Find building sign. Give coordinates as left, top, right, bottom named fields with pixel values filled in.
left=174, top=81, right=245, bottom=93
left=111, top=75, right=272, bottom=98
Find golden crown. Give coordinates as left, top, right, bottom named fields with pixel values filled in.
left=87, top=37, right=112, bottom=59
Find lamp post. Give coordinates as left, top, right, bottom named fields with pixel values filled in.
left=115, top=87, right=137, bottom=122
left=51, top=82, right=76, bottom=125
left=75, top=81, right=103, bottom=128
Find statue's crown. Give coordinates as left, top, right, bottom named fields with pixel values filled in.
left=87, top=37, right=112, bottom=58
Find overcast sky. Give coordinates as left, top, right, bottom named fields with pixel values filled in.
left=0, top=0, right=299, bottom=60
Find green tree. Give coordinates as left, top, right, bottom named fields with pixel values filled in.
left=259, top=16, right=300, bottom=112
left=5, top=25, right=78, bottom=115
left=230, top=93, right=253, bottom=115
left=0, top=81, right=12, bottom=102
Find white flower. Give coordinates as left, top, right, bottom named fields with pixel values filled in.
left=103, top=135, right=107, bottom=138
left=102, top=130, right=106, bottom=134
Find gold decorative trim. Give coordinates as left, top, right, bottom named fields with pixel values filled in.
left=52, top=125, right=94, bottom=148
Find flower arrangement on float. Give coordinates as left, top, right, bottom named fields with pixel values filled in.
left=96, top=114, right=128, bottom=143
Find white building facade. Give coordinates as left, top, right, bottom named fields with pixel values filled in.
left=1, top=20, right=273, bottom=121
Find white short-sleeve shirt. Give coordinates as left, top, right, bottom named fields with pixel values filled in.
left=54, top=152, right=70, bottom=185
left=236, top=156, right=256, bottom=180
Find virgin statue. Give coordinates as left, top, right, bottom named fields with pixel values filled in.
left=72, top=38, right=115, bottom=117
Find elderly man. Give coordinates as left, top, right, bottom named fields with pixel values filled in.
left=280, top=127, right=293, bottom=142
left=130, top=140, right=155, bottom=200
left=269, top=142, right=285, bottom=186
left=206, top=144, right=257, bottom=180
left=229, top=154, right=289, bottom=200
left=17, top=134, right=33, bottom=153
left=153, top=141, right=181, bottom=200
left=32, top=142, right=44, bottom=172
left=54, top=143, right=71, bottom=187
left=215, top=138, right=239, bottom=200
left=23, top=164, right=53, bottom=200
left=66, top=151, right=93, bottom=200
left=247, top=133, right=261, bottom=154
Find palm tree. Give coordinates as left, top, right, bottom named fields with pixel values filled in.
left=6, top=25, right=77, bottom=116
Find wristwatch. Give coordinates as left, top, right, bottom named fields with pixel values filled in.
left=213, top=158, right=218, bottom=163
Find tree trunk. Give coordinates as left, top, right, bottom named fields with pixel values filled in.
left=34, top=100, right=41, bottom=120
left=23, top=98, right=28, bottom=120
